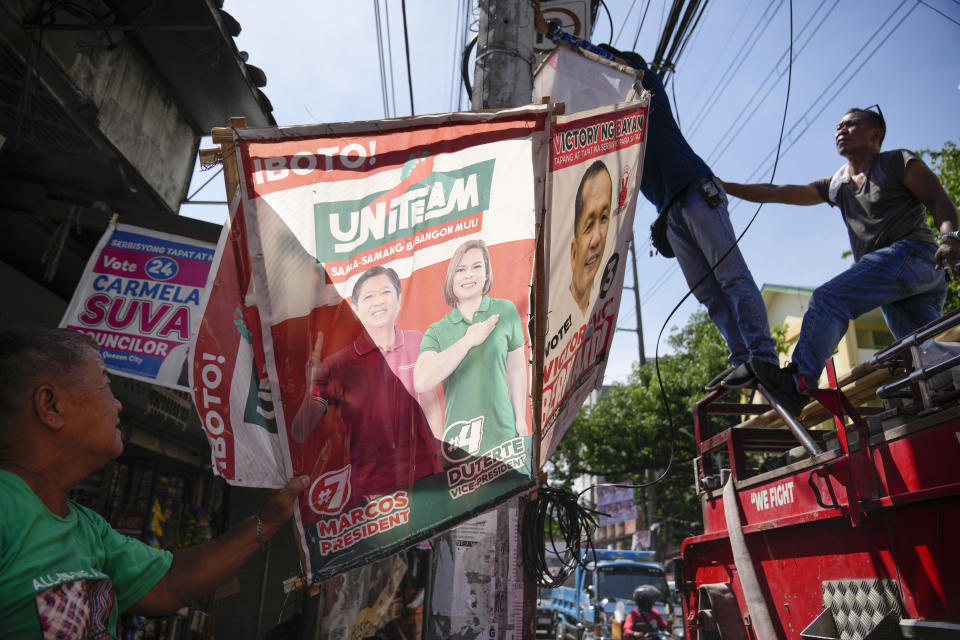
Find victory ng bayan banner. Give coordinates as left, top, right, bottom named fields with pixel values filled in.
left=540, top=100, right=650, bottom=465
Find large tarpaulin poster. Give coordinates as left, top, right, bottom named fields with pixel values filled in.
left=540, top=100, right=650, bottom=465
left=532, top=43, right=642, bottom=116
left=197, top=107, right=549, bottom=581
left=191, top=195, right=287, bottom=487
left=61, top=221, right=214, bottom=392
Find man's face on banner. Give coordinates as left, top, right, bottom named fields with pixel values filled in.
left=353, top=274, right=401, bottom=332
left=570, top=170, right=612, bottom=300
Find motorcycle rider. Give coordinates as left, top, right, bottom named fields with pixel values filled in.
left=624, top=585, right=671, bottom=638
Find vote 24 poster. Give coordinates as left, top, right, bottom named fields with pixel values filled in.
left=62, top=221, right=214, bottom=392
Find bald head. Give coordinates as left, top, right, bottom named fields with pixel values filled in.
left=0, top=328, right=99, bottom=434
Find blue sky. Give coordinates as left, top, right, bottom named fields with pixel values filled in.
left=180, top=0, right=960, bottom=383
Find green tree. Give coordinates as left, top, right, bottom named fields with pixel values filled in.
left=550, top=309, right=733, bottom=553
left=919, top=140, right=960, bottom=311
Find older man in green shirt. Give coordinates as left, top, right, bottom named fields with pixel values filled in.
left=0, top=328, right=307, bottom=636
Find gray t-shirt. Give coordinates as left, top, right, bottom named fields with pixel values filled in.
left=812, top=149, right=936, bottom=262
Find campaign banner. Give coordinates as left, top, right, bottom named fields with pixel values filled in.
left=188, top=195, right=287, bottom=487
left=632, top=529, right=651, bottom=551
left=61, top=222, right=214, bottom=392
left=232, top=107, right=548, bottom=581
left=540, top=100, right=650, bottom=465
left=532, top=42, right=642, bottom=115
left=596, top=484, right=637, bottom=527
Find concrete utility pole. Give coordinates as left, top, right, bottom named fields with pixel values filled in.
left=626, top=238, right=647, bottom=365
left=472, top=2, right=537, bottom=638
left=472, top=0, right=535, bottom=109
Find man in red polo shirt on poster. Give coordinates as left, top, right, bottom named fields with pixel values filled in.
left=291, top=266, right=442, bottom=507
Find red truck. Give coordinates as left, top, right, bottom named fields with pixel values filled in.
left=678, top=310, right=960, bottom=639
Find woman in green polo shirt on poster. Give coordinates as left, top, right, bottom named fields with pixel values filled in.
left=414, top=239, right=530, bottom=461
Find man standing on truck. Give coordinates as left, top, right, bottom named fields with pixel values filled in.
left=721, top=106, right=960, bottom=415
left=625, top=585, right=671, bottom=637
left=597, top=44, right=780, bottom=391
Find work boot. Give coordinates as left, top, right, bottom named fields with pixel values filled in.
left=749, top=357, right=809, bottom=418
left=704, top=365, right=736, bottom=391
left=721, top=362, right=756, bottom=389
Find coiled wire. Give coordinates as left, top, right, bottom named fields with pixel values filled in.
left=521, top=485, right=605, bottom=588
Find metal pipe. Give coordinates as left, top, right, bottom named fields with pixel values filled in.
left=755, top=383, right=823, bottom=457
left=870, top=307, right=960, bottom=365
left=629, top=237, right=645, bottom=365
left=876, top=352, right=960, bottom=398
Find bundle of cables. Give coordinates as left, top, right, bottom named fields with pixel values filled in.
left=521, top=485, right=605, bottom=588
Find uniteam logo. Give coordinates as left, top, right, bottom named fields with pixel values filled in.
left=314, top=159, right=494, bottom=256
left=308, top=465, right=352, bottom=515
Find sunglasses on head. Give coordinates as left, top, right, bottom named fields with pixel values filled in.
left=863, top=103, right=886, bottom=129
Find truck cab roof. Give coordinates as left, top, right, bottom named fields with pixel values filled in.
left=587, top=558, right=665, bottom=572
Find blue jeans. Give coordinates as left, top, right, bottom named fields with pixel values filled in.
left=666, top=178, right=778, bottom=366
left=792, top=239, right=946, bottom=379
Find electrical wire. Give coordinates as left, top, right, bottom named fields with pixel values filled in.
left=685, top=0, right=781, bottom=137
left=651, top=0, right=683, bottom=73
left=684, top=0, right=751, bottom=107
left=400, top=0, right=415, bottom=116
left=448, top=0, right=467, bottom=111
left=632, top=0, right=655, bottom=50
left=670, top=0, right=710, bottom=65
left=641, top=261, right=682, bottom=301
left=741, top=0, right=916, bottom=184
left=671, top=0, right=715, bottom=73
left=918, top=0, right=960, bottom=27
left=186, top=166, right=224, bottom=201
left=373, top=0, right=391, bottom=118
left=462, top=1, right=480, bottom=111
left=655, top=0, right=707, bottom=83
left=521, top=485, right=604, bottom=587
left=383, top=0, right=398, bottom=117
left=614, top=0, right=642, bottom=47
left=607, top=0, right=795, bottom=496
left=461, top=35, right=478, bottom=102
left=704, top=0, right=838, bottom=165
left=656, top=0, right=671, bottom=54
left=598, top=0, right=615, bottom=43
left=670, top=75, right=682, bottom=128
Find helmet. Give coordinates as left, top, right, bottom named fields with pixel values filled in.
left=633, top=585, right=661, bottom=609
